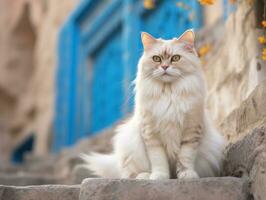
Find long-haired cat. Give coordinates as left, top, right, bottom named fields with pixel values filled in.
left=82, top=30, right=225, bottom=180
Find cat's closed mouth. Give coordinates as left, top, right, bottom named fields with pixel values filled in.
left=162, top=72, right=171, bottom=76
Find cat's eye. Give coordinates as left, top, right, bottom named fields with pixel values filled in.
left=171, top=55, right=181, bottom=62
left=152, top=56, right=161, bottom=63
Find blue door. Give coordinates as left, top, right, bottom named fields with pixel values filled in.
left=90, top=31, right=124, bottom=133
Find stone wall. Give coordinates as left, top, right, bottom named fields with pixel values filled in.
left=201, top=0, right=266, bottom=132
left=0, top=0, right=79, bottom=161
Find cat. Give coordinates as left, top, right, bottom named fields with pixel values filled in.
left=82, top=29, right=226, bottom=180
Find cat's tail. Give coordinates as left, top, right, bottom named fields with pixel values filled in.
left=195, top=114, right=226, bottom=177
left=80, top=153, right=120, bottom=178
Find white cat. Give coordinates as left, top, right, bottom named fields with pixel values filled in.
left=82, top=30, right=226, bottom=180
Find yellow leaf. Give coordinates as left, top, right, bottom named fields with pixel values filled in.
left=262, top=49, right=266, bottom=60
left=198, top=0, right=215, bottom=5
left=247, top=0, right=255, bottom=6
left=258, top=36, right=266, bottom=44
left=262, top=21, right=266, bottom=28
left=198, top=44, right=211, bottom=57
left=144, top=0, right=155, bottom=9
left=229, top=0, right=237, bottom=4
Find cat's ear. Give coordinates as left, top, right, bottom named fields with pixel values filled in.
left=177, top=29, right=195, bottom=45
left=177, top=29, right=196, bottom=54
left=141, top=32, right=157, bottom=49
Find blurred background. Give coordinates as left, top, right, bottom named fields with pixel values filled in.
left=0, top=0, right=265, bottom=185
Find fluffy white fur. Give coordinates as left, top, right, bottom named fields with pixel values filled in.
left=82, top=30, right=225, bottom=180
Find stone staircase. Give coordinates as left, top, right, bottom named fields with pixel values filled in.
left=0, top=125, right=264, bottom=200
left=0, top=126, right=265, bottom=200
left=0, top=185, right=80, bottom=200
left=0, top=125, right=266, bottom=200
left=1, top=131, right=262, bottom=200
left=0, top=177, right=250, bottom=200
left=81, top=177, right=250, bottom=200
left=0, top=139, right=262, bottom=200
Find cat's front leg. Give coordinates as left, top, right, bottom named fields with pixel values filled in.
left=147, top=144, right=170, bottom=180
left=176, top=125, right=202, bottom=179
left=141, top=117, right=170, bottom=180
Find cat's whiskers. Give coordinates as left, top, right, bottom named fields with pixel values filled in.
left=167, top=70, right=185, bottom=79
left=141, top=72, right=154, bottom=82
left=152, top=70, right=165, bottom=78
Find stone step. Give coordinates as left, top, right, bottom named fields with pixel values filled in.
left=0, top=173, right=62, bottom=186
left=80, top=177, right=250, bottom=200
left=0, top=177, right=250, bottom=200
left=0, top=185, right=80, bottom=200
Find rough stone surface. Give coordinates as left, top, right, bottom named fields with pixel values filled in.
left=0, top=0, right=80, bottom=161
left=251, top=152, right=266, bottom=200
left=0, top=173, right=60, bottom=186
left=223, top=125, right=266, bottom=199
left=220, top=80, right=266, bottom=143
left=80, top=178, right=249, bottom=200
left=201, top=0, right=265, bottom=125
left=223, top=125, right=266, bottom=176
left=0, top=185, right=80, bottom=200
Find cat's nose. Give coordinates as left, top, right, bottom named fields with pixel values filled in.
left=161, top=65, right=169, bottom=70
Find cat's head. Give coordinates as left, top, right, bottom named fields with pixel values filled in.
left=139, top=30, right=200, bottom=83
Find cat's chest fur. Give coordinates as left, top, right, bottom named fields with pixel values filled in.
left=145, top=84, right=195, bottom=126
left=141, top=84, right=198, bottom=158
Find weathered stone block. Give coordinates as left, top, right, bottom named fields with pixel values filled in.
left=251, top=152, right=266, bottom=200
left=80, top=177, right=249, bottom=200
left=0, top=173, right=60, bottom=186
left=223, top=125, right=266, bottom=199
left=220, top=80, right=266, bottom=143
left=0, top=185, right=80, bottom=200
left=223, top=125, right=266, bottom=176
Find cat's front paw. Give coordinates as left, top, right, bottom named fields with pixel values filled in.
left=178, top=169, right=199, bottom=179
left=150, top=172, right=170, bottom=180
left=136, top=172, right=150, bottom=179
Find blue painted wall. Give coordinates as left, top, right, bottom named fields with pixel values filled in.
left=54, top=0, right=203, bottom=151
